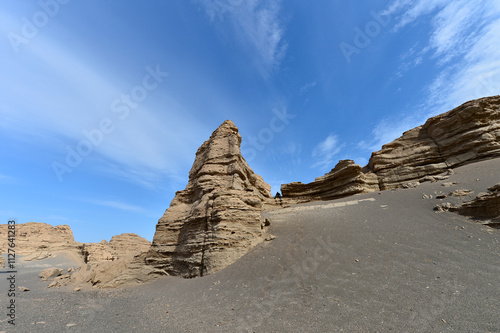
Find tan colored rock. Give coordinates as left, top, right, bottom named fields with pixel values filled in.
left=146, top=120, right=272, bottom=278
left=109, top=233, right=151, bottom=258
left=51, top=253, right=165, bottom=288
left=282, top=96, right=500, bottom=202
left=39, top=267, right=64, bottom=280
left=449, top=189, right=474, bottom=197
left=81, top=240, right=116, bottom=263
left=451, top=184, right=500, bottom=221
left=0, top=254, right=4, bottom=268
left=281, top=160, right=379, bottom=201
left=0, top=222, right=154, bottom=288
left=0, top=222, right=79, bottom=256
left=81, top=233, right=151, bottom=263
left=369, top=96, right=500, bottom=189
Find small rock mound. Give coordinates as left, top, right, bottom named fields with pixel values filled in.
left=146, top=120, right=273, bottom=278
left=453, top=183, right=500, bottom=223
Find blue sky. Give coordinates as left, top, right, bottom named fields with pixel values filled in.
left=1, top=0, right=499, bottom=243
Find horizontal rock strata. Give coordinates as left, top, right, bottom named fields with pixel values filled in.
left=282, top=95, right=500, bottom=200
left=452, top=183, right=500, bottom=222
left=0, top=222, right=79, bottom=260
left=0, top=222, right=154, bottom=288
left=370, top=95, right=500, bottom=190
left=281, top=160, right=379, bottom=201
left=146, top=120, right=272, bottom=278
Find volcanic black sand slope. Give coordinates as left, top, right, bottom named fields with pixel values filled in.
left=2, top=158, right=499, bottom=332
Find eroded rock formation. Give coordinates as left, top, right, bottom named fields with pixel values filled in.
left=282, top=96, right=500, bottom=200
left=0, top=222, right=79, bottom=260
left=281, top=160, right=379, bottom=201
left=370, top=95, right=500, bottom=189
left=452, top=183, right=500, bottom=224
left=146, top=120, right=272, bottom=278
left=0, top=222, right=154, bottom=288
left=80, top=233, right=151, bottom=263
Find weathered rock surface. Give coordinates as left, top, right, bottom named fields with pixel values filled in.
left=80, top=233, right=151, bottom=263
left=39, top=267, right=64, bottom=280
left=146, top=120, right=272, bottom=278
left=51, top=253, right=165, bottom=289
left=281, top=160, right=379, bottom=201
left=282, top=96, right=500, bottom=200
left=452, top=183, right=500, bottom=222
left=0, top=222, right=79, bottom=259
left=370, top=96, right=500, bottom=190
left=0, top=222, right=153, bottom=288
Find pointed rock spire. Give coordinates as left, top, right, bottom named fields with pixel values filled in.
left=146, top=120, right=272, bottom=277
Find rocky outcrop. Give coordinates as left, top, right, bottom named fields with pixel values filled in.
left=80, top=233, right=151, bottom=263
left=146, top=120, right=273, bottom=278
left=281, top=160, right=379, bottom=201
left=51, top=253, right=165, bottom=289
left=0, top=222, right=79, bottom=260
left=282, top=96, right=500, bottom=200
left=452, top=183, right=500, bottom=223
left=0, top=222, right=154, bottom=288
left=370, top=96, right=500, bottom=189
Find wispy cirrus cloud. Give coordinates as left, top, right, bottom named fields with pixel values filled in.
left=311, top=134, right=343, bottom=171
left=390, top=0, right=500, bottom=110
left=361, top=0, right=500, bottom=156
left=83, top=198, right=145, bottom=212
left=199, top=0, right=288, bottom=77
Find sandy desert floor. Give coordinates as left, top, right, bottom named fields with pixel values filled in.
left=1, top=158, right=499, bottom=332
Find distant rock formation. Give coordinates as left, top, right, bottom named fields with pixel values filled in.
left=0, top=222, right=79, bottom=261
left=281, top=160, right=379, bottom=202
left=81, top=233, right=151, bottom=263
left=370, top=95, right=500, bottom=190
left=0, top=222, right=154, bottom=287
left=146, top=120, right=273, bottom=278
left=282, top=95, right=500, bottom=200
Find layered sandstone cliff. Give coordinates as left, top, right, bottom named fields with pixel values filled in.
left=146, top=120, right=272, bottom=278
left=281, top=160, right=379, bottom=201
left=0, top=222, right=79, bottom=261
left=0, top=222, right=153, bottom=287
left=282, top=96, right=500, bottom=200
left=370, top=95, right=500, bottom=189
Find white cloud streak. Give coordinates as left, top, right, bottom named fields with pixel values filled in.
left=84, top=198, right=145, bottom=212
left=363, top=0, right=500, bottom=155
left=311, top=134, right=343, bottom=170
left=199, top=0, right=287, bottom=77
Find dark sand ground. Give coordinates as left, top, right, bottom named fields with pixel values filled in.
left=1, top=158, right=499, bottom=332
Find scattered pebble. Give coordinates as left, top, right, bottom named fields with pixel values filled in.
left=66, top=323, right=77, bottom=327
left=18, top=286, right=30, bottom=291
left=74, top=287, right=82, bottom=292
